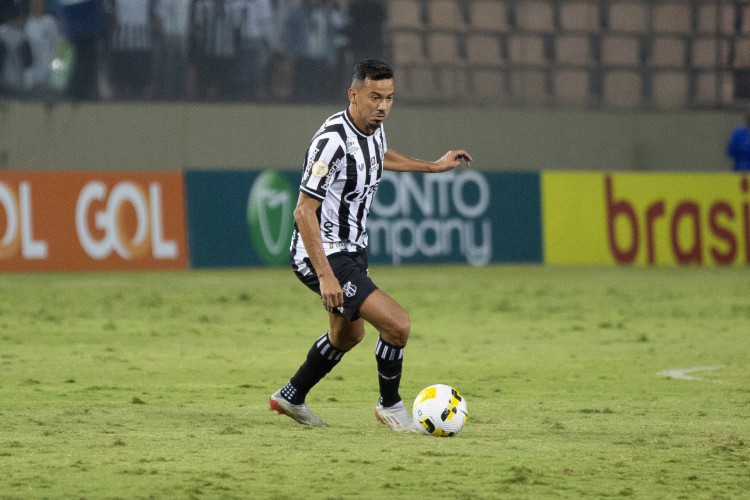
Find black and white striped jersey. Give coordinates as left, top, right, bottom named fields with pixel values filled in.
left=291, top=109, right=387, bottom=277
left=111, top=0, right=154, bottom=52
left=192, top=0, right=241, bottom=58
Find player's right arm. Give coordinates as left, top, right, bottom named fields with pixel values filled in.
left=293, top=192, right=343, bottom=312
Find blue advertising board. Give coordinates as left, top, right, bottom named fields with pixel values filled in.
left=185, top=169, right=542, bottom=268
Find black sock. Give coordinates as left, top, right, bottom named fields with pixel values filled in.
left=375, top=337, right=404, bottom=407
left=281, top=332, right=346, bottom=405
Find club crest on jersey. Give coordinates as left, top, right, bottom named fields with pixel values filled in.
left=311, top=161, right=329, bottom=178
left=342, top=281, right=357, bottom=298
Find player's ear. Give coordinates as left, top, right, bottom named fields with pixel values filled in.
left=348, top=87, right=357, bottom=104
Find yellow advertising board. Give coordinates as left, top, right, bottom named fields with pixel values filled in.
left=542, top=172, right=750, bottom=266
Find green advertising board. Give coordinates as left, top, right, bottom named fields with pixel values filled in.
left=185, top=170, right=541, bottom=268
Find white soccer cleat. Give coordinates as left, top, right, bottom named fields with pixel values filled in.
left=374, top=401, right=419, bottom=433
left=269, top=390, right=328, bottom=427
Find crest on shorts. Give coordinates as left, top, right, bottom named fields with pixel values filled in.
left=342, top=281, right=357, bottom=298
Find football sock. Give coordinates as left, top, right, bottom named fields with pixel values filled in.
left=375, top=337, right=404, bottom=408
left=282, top=332, right=346, bottom=405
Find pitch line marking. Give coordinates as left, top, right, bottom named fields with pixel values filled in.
left=657, top=366, right=726, bottom=384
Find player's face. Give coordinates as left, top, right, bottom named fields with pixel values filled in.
left=348, top=77, right=395, bottom=135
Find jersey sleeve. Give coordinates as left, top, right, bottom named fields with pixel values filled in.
left=299, top=131, right=345, bottom=201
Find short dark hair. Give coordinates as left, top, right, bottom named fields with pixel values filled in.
left=352, top=60, right=393, bottom=85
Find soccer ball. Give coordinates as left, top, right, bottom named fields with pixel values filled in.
left=412, top=384, right=468, bottom=437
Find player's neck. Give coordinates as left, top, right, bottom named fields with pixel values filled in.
left=346, top=107, right=377, bottom=136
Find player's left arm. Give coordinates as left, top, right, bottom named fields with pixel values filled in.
left=384, top=149, right=473, bottom=173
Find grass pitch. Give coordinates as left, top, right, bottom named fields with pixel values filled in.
left=1, top=265, right=748, bottom=499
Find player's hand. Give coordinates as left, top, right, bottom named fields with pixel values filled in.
left=434, top=150, right=473, bottom=172
left=319, top=276, right=344, bottom=313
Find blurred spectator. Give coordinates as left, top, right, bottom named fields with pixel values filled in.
left=727, top=109, right=750, bottom=172
left=153, top=0, right=191, bottom=100
left=191, top=0, right=241, bottom=101
left=23, top=0, right=62, bottom=96
left=346, top=0, right=386, bottom=63
left=281, top=0, right=306, bottom=100
left=58, top=0, right=107, bottom=100
left=109, top=0, right=155, bottom=99
left=232, top=0, right=272, bottom=101
left=1, top=0, right=24, bottom=24
left=266, top=0, right=294, bottom=101
left=300, top=0, right=329, bottom=101
left=286, top=0, right=337, bottom=102
left=0, top=0, right=30, bottom=97
left=47, top=0, right=63, bottom=15
left=327, top=0, right=349, bottom=98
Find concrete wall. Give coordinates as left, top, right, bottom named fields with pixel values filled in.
left=0, top=100, right=741, bottom=172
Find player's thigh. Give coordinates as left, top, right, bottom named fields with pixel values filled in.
left=358, top=289, right=410, bottom=345
left=328, top=313, right=365, bottom=351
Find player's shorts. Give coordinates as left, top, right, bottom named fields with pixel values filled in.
left=294, top=250, right=378, bottom=322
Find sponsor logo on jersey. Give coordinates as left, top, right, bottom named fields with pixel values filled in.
left=346, top=138, right=359, bottom=156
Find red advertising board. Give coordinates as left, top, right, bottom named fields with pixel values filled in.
left=0, top=172, right=188, bottom=271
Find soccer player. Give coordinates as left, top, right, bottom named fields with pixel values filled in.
left=269, top=59, right=473, bottom=432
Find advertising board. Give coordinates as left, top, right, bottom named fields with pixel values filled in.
left=186, top=169, right=542, bottom=268
left=0, top=171, right=188, bottom=271
left=542, top=172, right=750, bottom=266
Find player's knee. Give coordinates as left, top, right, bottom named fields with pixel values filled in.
left=330, top=326, right=365, bottom=351
left=346, top=328, right=366, bottom=347
left=386, top=310, right=411, bottom=346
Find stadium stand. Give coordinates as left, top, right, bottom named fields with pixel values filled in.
left=602, top=35, right=641, bottom=67
left=553, top=69, right=589, bottom=104
left=387, top=0, right=424, bottom=28
left=652, top=3, right=692, bottom=35
left=466, top=33, right=504, bottom=66
left=555, top=34, right=591, bottom=65
left=469, top=0, right=510, bottom=31
left=558, top=1, right=600, bottom=32
left=387, top=0, right=750, bottom=109
left=515, top=1, right=556, bottom=33
left=604, top=70, right=642, bottom=107
left=427, top=0, right=466, bottom=30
